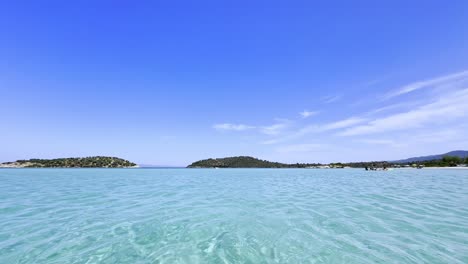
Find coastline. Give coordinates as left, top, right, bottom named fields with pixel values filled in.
left=421, top=166, right=468, bottom=170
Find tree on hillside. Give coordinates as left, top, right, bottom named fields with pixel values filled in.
left=442, top=156, right=462, bottom=166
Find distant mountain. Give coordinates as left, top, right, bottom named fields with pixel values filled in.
left=392, top=150, right=468, bottom=163
left=0, top=156, right=138, bottom=168
left=187, top=156, right=320, bottom=168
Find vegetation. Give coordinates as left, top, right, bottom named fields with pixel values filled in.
left=187, top=156, right=320, bottom=168
left=188, top=154, right=468, bottom=168
left=334, top=155, right=467, bottom=168
left=414, top=156, right=466, bottom=167
left=392, top=150, right=468, bottom=163
left=338, top=161, right=391, bottom=168
left=344, top=155, right=466, bottom=168
left=3, top=156, right=137, bottom=168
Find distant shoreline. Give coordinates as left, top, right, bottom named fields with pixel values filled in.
left=420, top=166, right=468, bottom=170
left=1, top=166, right=467, bottom=170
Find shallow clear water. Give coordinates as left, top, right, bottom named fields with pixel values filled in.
left=0, top=168, right=467, bottom=263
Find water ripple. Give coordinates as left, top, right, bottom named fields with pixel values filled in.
left=0, top=168, right=467, bottom=263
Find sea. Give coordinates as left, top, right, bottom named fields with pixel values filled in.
left=0, top=168, right=467, bottom=263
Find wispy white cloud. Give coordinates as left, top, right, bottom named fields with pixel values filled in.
left=260, top=122, right=289, bottom=135
left=382, top=70, right=468, bottom=100
left=355, top=139, right=403, bottom=147
left=276, top=143, right=326, bottom=153
left=299, top=110, right=318, bottom=118
left=365, top=101, right=420, bottom=116
left=321, top=95, right=342, bottom=104
left=297, top=117, right=368, bottom=136
left=214, top=70, right=468, bottom=161
left=404, top=128, right=467, bottom=144
left=213, top=123, right=255, bottom=131
left=339, top=88, right=468, bottom=136
left=319, top=117, right=368, bottom=131
left=262, top=117, right=367, bottom=145
left=214, top=119, right=290, bottom=135
left=262, top=138, right=284, bottom=145
left=359, top=77, right=388, bottom=88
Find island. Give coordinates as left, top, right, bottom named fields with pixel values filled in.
left=187, top=156, right=321, bottom=168
left=188, top=151, right=468, bottom=168
left=0, top=156, right=138, bottom=168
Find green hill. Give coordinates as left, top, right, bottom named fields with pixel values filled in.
left=188, top=153, right=468, bottom=169
left=187, top=156, right=319, bottom=168
left=392, top=150, right=468, bottom=163
left=0, top=156, right=137, bottom=168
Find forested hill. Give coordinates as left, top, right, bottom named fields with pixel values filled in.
left=187, top=156, right=319, bottom=168
left=188, top=152, right=468, bottom=168
left=0, top=156, right=137, bottom=168
left=392, top=150, right=468, bottom=163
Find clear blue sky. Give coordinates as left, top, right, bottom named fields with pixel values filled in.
left=2, top=1, right=468, bottom=166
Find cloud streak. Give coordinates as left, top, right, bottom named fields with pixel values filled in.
left=318, top=117, right=368, bottom=131
left=214, top=119, right=290, bottom=135
left=355, top=139, right=403, bottom=147
left=262, top=117, right=367, bottom=145
left=300, top=110, right=318, bottom=118
left=321, top=95, right=342, bottom=104
left=276, top=143, right=326, bottom=153
left=383, top=70, right=468, bottom=100
left=209, top=69, right=468, bottom=164
left=339, top=88, right=468, bottom=136
left=213, top=123, right=255, bottom=131
left=260, top=122, right=289, bottom=135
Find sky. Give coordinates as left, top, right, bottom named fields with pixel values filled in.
left=1, top=1, right=468, bottom=166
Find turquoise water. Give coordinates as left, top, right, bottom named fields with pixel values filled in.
left=0, top=168, right=467, bottom=263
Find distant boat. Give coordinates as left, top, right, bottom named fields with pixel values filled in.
left=365, top=167, right=389, bottom=171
